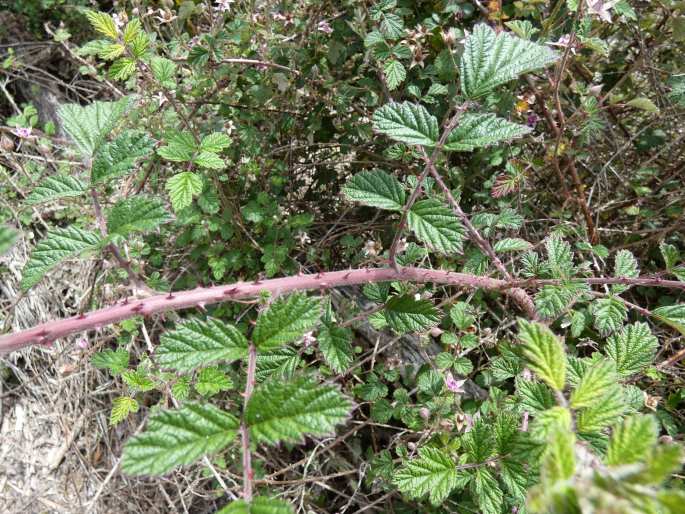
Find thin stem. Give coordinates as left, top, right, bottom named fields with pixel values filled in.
left=241, top=343, right=257, bottom=501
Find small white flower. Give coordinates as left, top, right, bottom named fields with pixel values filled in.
left=13, top=127, right=32, bottom=138
left=215, top=0, right=235, bottom=13
left=297, top=231, right=311, bottom=246
left=317, top=20, right=333, bottom=34
left=225, top=120, right=236, bottom=135
left=414, top=293, right=421, bottom=301
left=301, top=331, right=316, bottom=347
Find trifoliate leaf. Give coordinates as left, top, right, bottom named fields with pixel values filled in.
left=91, top=130, right=155, bottom=183
left=122, top=403, right=239, bottom=475
left=604, top=322, right=658, bottom=377
left=576, top=388, right=627, bottom=433
left=408, top=199, right=465, bottom=254
left=200, top=132, right=231, bottom=153
left=384, top=294, right=441, bottom=333
left=157, top=318, right=248, bottom=372
left=384, top=59, right=406, bottom=90
left=25, top=175, right=86, bottom=205
left=494, top=237, right=532, bottom=253
left=195, top=367, right=233, bottom=397
left=58, top=96, right=132, bottom=157
left=21, top=227, right=102, bottom=290
left=91, top=348, right=129, bottom=374
left=607, top=414, right=658, bottom=466
left=591, top=297, right=627, bottom=335
left=372, top=102, right=438, bottom=146
left=246, top=377, right=352, bottom=444
left=570, top=359, right=617, bottom=409
left=342, top=170, right=406, bottom=211
left=217, top=498, right=294, bottom=514
left=443, top=113, right=531, bottom=152
left=318, top=324, right=353, bottom=373
left=253, top=293, right=321, bottom=351
left=106, top=196, right=171, bottom=236
left=518, top=319, right=566, bottom=391
left=653, top=304, right=685, bottom=335
left=166, top=172, right=203, bottom=211
left=460, top=23, right=558, bottom=99
left=110, top=396, right=139, bottom=426
left=0, top=225, right=18, bottom=256
left=394, top=447, right=460, bottom=505
left=612, top=249, right=639, bottom=294
left=472, top=467, right=504, bottom=514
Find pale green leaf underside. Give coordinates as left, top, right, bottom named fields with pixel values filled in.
left=384, top=294, right=441, bottom=333
left=253, top=293, right=321, bottom=351
left=156, top=318, right=248, bottom=371
left=443, top=113, right=532, bottom=152
left=342, top=170, right=406, bottom=211
left=518, top=319, right=566, bottom=391
left=122, top=403, right=239, bottom=475
left=25, top=175, right=86, bottom=205
left=107, top=196, right=171, bottom=236
left=217, top=498, right=294, bottom=514
left=246, top=377, right=352, bottom=444
left=58, top=96, right=132, bottom=157
left=408, top=199, right=465, bottom=254
left=21, top=227, right=102, bottom=290
left=460, top=24, right=558, bottom=99
left=394, top=447, right=459, bottom=505
left=372, top=102, right=438, bottom=146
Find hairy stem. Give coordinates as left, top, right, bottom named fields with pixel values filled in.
left=241, top=342, right=257, bottom=501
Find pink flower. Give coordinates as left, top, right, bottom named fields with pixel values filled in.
left=317, top=20, right=333, bottom=34
left=76, top=336, right=89, bottom=349
left=14, top=127, right=32, bottom=138
left=444, top=371, right=466, bottom=394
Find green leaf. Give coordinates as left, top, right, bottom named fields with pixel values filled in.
left=570, top=359, right=617, bottom=409
left=25, top=175, right=86, bottom=205
left=472, top=467, right=504, bottom=514
left=607, top=414, right=658, bottom=466
left=122, top=369, right=155, bottom=392
left=591, top=297, right=627, bottom=335
left=611, top=249, right=639, bottom=294
left=256, top=346, right=302, bottom=382
left=450, top=301, right=475, bottom=330
left=200, top=132, right=231, bottom=153
left=516, top=377, right=555, bottom=412
left=166, top=172, right=203, bottom=211
left=122, top=403, right=239, bottom=475
left=653, top=304, right=685, bottom=335
left=0, top=225, right=18, bottom=256
left=384, top=294, right=441, bottom=333
left=604, top=322, right=658, bottom=377
left=253, top=293, right=321, bottom=351
left=660, top=241, right=681, bottom=270
left=634, top=444, right=684, bottom=485
left=443, top=113, right=531, bottom=152
left=85, top=10, right=118, bottom=39
left=342, top=170, right=406, bottom=211
left=172, top=376, right=191, bottom=400
left=195, top=367, right=233, bottom=397
left=576, top=388, right=627, bottom=433
left=107, top=196, right=171, bottom=236
left=517, top=319, right=566, bottom=391
left=380, top=12, right=404, bottom=39
left=394, top=447, right=460, bottom=505
left=246, top=377, right=351, bottom=444
left=109, top=57, right=137, bottom=80
left=58, top=97, right=132, bottom=157
left=21, top=227, right=102, bottom=290
left=150, top=56, right=177, bottom=87
left=318, top=324, right=353, bottom=373
left=194, top=151, right=225, bottom=169
left=110, top=396, right=139, bottom=426
left=217, top=498, right=294, bottom=514
left=157, top=318, right=248, bottom=372
left=157, top=131, right=197, bottom=162
left=384, top=60, right=406, bottom=90
left=372, top=102, right=438, bottom=146
left=91, top=349, right=129, bottom=374
left=494, top=237, right=532, bottom=253
left=626, top=97, right=660, bottom=113
left=460, top=23, right=558, bottom=99
left=91, top=131, right=155, bottom=183
left=535, top=284, right=584, bottom=319
left=408, top=199, right=465, bottom=254
left=541, top=427, right=576, bottom=483
left=545, top=236, right=574, bottom=278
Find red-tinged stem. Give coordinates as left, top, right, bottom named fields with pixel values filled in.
left=241, top=342, right=257, bottom=501
left=0, top=267, right=514, bottom=353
